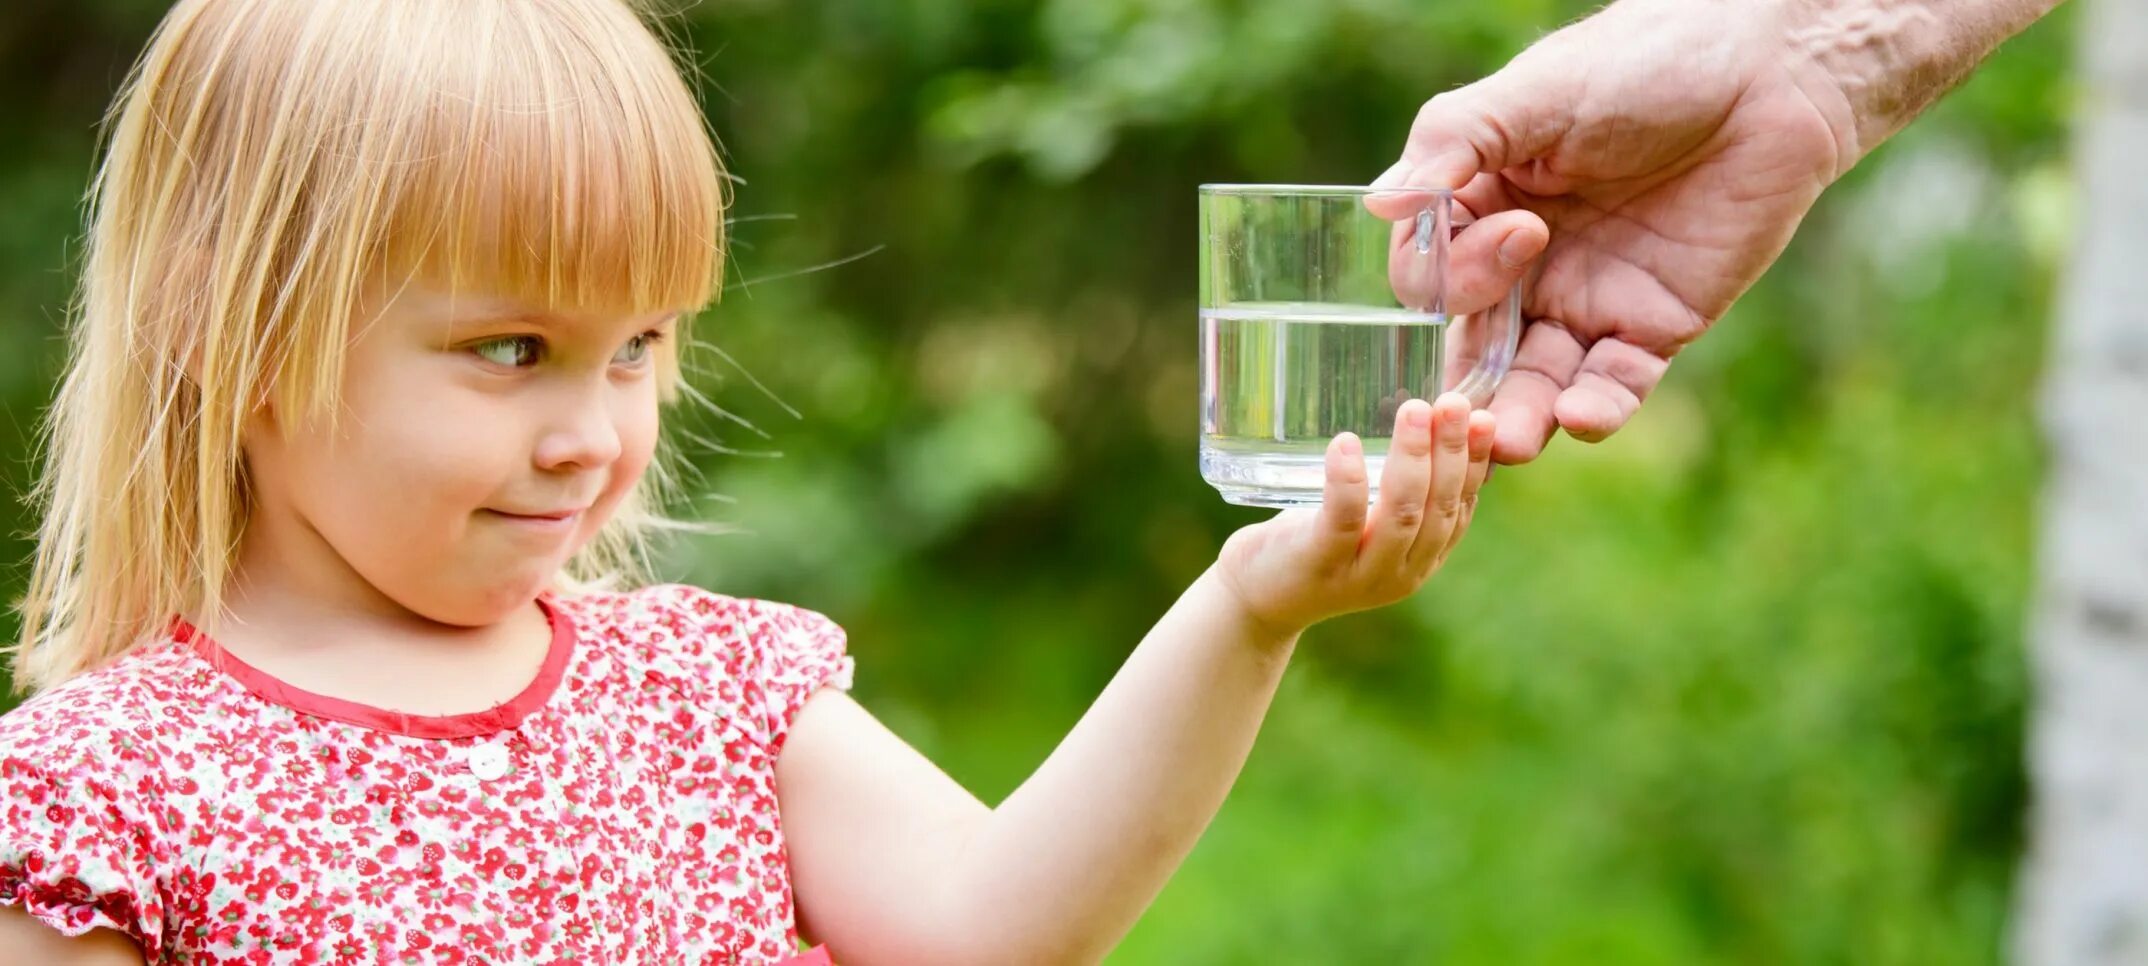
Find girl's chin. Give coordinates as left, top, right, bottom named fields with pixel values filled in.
left=427, top=578, right=563, bottom=627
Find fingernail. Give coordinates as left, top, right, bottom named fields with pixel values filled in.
left=1498, top=230, right=1545, bottom=269
left=1407, top=406, right=1432, bottom=429
left=1339, top=434, right=1361, bottom=456
left=1371, top=160, right=1411, bottom=189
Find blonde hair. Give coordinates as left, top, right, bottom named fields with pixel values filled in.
left=10, top=0, right=727, bottom=692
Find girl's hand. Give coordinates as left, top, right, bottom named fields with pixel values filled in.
left=1216, top=392, right=1496, bottom=637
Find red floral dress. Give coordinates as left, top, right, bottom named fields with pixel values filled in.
left=0, top=584, right=852, bottom=964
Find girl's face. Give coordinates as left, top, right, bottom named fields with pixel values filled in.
left=239, top=283, right=674, bottom=625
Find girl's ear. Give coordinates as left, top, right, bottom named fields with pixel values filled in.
left=176, top=336, right=204, bottom=387
left=162, top=245, right=215, bottom=388
left=247, top=396, right=280, bottom=438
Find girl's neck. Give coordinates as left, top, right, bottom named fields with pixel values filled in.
left=200, top=524, right=560, bottom=721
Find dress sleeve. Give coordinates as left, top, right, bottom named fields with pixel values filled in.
left=737, top=599, right=856, bottom=754
left=0, top=751, right=163, bottom=954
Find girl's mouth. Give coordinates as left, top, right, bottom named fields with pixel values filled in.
left=483, top=508, right=584, bottom=530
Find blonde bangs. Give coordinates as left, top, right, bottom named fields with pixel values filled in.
left=376, top=1, right=725, bottom=339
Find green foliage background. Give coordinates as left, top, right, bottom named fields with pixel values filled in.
left=0, top=1, right=2079, bottom=961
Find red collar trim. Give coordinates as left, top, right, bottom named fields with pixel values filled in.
left=170, top=595, right=578, bottom=740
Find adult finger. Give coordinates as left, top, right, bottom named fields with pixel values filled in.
left=1487, top=319, right=1586, bottom=464
left=1441, top=208, right=1548, bottom=318
left=1384, top=204, right=1543, bottom=330
left=1553, top=337, right=1671, bottom=442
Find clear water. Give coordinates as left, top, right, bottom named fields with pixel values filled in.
left=1200, top=302, right=1448, bottom=507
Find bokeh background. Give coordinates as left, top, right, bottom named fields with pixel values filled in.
left=0, top=1, right=2079, bottom=962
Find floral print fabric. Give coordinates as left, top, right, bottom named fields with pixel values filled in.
left=0, top=584, right=853, bottom=964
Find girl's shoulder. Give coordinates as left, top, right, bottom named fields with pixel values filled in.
left=551, top=583, right=856, bottom=750
left=0, top=636, right=197, bottom=770
left=556, top=582, right=838, bottom=652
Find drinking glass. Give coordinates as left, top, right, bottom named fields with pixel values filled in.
left=1199, top=183, right=1521, bottom=508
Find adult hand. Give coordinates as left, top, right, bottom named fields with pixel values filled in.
left=1369, top=0, right=1854, bottom=463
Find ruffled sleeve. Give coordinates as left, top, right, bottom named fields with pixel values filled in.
left=656, top=584, right=858, bottom=755
left=734, top=598, right=856, bottom=753
left=0, top=751, right=163, bottom=954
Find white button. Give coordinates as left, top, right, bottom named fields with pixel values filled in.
left=468, top=744, right=511, bottom=781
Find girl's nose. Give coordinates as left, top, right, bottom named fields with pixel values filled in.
left=532, top=399, right=624, bottom=471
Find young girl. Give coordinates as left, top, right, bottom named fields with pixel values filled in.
left=0, top=0, right=1497, bottom=962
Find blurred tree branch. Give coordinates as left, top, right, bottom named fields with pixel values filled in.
left=2017, top=0, right=2148, bottom=960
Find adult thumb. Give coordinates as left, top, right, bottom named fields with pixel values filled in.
left=1366, top=60, right=1572, bottom=218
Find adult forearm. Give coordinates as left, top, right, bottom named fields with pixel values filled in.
left=1781, top=0, right=2066, bottom=160
left=945, top=565, right=1299, bottom=964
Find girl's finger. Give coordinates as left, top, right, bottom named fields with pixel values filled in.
left=1359, top=397, right=1439, bottom=580
left=1407, top=394, right=1476, bottom=572
left=1314, top=432, right=1371, bottom=567
left=1435, top=410, right=1498, bottom=564
left=1459, top=410, right=1496, bottom=500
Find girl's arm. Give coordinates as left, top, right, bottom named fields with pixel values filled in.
left=777, top=569, right=1296, bottom=965
left=778, top=394, right=1495, bottom=966
left=0, top=908, right=143, bottom=966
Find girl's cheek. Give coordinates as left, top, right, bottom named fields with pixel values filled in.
left=590, top=403, right=659, bottom=514
left=615, top=391, right=661, bottom=475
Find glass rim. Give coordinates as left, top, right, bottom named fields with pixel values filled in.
left=1196, top=182, right=1453, bottom=198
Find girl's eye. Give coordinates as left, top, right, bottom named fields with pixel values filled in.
left=473, top=336, right=543, bottom=368
left=614, top=329, right=665, bottom=367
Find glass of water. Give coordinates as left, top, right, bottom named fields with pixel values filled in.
left=1198, top=183, right=1521, bottom=508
